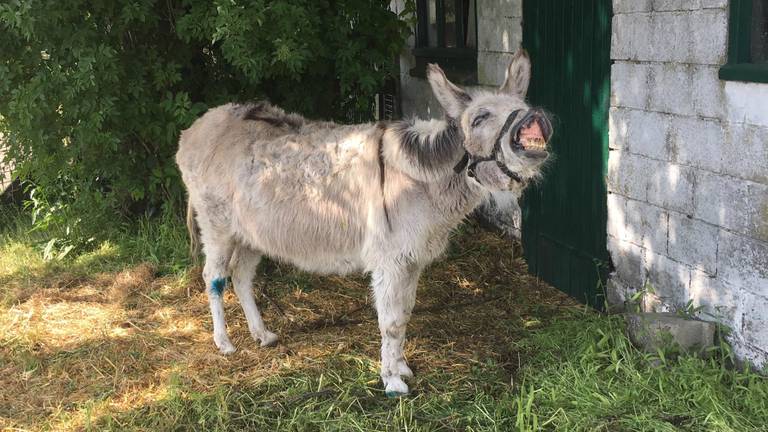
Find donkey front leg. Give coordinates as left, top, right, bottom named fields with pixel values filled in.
left=372, top=263, right=421, bottom=397
left=202, top=239, right=236, bottom=354
left=230, top=246, right=279, bottom=347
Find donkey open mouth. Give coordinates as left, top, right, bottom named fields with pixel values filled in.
left=176, top=49, right=552, bottom=397
left=515, top=110, right=552, bottom=153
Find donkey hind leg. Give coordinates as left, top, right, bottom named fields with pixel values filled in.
left=202, top=238, right=236, bottom=354
left=230, top=246, right=278, bottom=347
left=372, top=263, right=421, bottom=397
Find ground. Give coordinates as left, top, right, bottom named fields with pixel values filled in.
left=1, top=210, right=766, bottom=431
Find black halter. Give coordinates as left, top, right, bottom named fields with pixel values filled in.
left=453, top=109, right=533, bottom=184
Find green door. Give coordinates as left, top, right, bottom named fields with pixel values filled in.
left=521, top=0, right=612, bottom=307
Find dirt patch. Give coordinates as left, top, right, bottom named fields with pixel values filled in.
left=0, top=225, right=579, bottom=430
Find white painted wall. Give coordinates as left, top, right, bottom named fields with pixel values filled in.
left=608, top=0, right=768, bottom=368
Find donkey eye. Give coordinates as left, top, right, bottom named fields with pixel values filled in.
left=471, top=111, right=491, bottom=128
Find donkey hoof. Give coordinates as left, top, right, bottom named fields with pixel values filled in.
left=218, top=343, right=237, bottom=355
left=396, top=361, right=414, bottom=379
left=384, top=377, right=409, bottom=398
left=259, top=331, right=279, bottom=347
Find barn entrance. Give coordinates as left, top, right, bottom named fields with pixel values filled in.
left=520, top=0, right=613, bottom=307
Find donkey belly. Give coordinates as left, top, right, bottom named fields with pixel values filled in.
left=232, top=185, right=368, bottom=275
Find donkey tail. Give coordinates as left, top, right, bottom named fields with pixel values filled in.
left=186, top=199, right=201, bottom=259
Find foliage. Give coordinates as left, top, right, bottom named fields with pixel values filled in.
left=0, top=0, right=411, bottom=247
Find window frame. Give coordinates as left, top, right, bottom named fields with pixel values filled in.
left=410, top=0, right=478, bottom=84
left=719, top=0, right=768, bottom=83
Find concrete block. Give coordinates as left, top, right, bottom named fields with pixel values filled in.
left=611, top=62, right=650, bottom=109
left=609, top=194, right=668, bottom=255
left=649, top=12, right=691, bottom=62
left=478, top=0, right=522, bottom=19
left=668, top=116, right=724, bottom=172
left=607, top=151, right=653, bottom=201
left=609, top=107, right=631, bottom=150
left=625, top=312, right=717, bottom=354
left=722, top=124, right=768, bottom=185
left=692, top=65, right=726, bottom=120
left=646, top=161, right=696, bottom=215
left=717, top=230, right=768, bottom=293
left=725, top=81, right=768, bottom=128
left=652, top=0, right=701, bottom=11
left=606, top=277, right=631, bottom=311
left=626, top=198, right=669, bottom=254
left=478, top=51, right=515, bottom=87
left=478, top=16, right=522, bottom=53
left=729, top=336, right=768, bottom=371
left=689, top=270, right=739, bottom=326
left=399, top=75, right=441, bottom=119
left=611, top=16, right=630, bottom=60
left=649, top=63, right=695, bottom=116
left=613, top=0, right=653, bottom=13
left=742, top=291, right=768, bottom=351
left=626, top=109, right=671, bottom=160
left=689, top=9, right=728, bottom=64
left=608, top=236, right=646, bottom=289
left=694, top=172, right=768, bottom=242
left=701, top=0, right=727, bottom=8
left=643, top=251, right=691, bottom=306
left=668, top=213, right=718, bottom=274
left=612, top=13, right=653, bottom=60
left=607, top=192, right=629, bottom=240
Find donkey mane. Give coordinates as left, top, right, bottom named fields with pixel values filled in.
left=236, top=101, right=305, bottom=130
left=390, top=118, right=464, bottom=172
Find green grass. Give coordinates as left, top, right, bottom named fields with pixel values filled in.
left=1, top=206, right=767, bottom=431
left=73, top=314, right=767, bottom=432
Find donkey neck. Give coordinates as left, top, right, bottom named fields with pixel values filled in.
left=429, top=167, right=486, bottom=221
left=387, top=117, right=467, bottom=181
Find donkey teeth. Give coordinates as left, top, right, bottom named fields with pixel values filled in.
left=524, top=138, right=547, bottom=151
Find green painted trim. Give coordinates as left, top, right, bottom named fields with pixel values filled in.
left=719, top=63, right=768, bottom=83
left=727, top=0, right=752, bottom=64
left=409, top=52, right=477, bottom=84
left=720, top=0, right=768, bottom=83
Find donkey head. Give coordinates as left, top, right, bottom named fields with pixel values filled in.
left=427, top=49, right=552, bottom=191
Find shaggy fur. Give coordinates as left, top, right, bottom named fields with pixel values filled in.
left=175, top=49, right=551, bottom=396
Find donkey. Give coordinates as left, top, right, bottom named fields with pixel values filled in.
left=176, top=49, right=552, bottom=396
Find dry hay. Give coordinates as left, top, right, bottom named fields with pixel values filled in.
left=0, top=225, right=579, bottom=430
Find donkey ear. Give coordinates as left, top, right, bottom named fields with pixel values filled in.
left=500, top=49, right=531, bottom=97
left=427, top=63, right=471, bottom=118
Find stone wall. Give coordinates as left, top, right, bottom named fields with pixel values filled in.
left=608, top=0, right=768, bottom=368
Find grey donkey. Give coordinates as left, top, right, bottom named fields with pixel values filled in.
left=176, top=49, right=552, bottom=397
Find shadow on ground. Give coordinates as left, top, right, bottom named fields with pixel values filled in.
left=0, top=224, right=580, bottom=430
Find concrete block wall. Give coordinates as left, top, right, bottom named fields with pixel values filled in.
left=608, top=0, right=768, bottom=368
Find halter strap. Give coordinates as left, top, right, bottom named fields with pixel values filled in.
left=453, top=109, right=526, bottom=184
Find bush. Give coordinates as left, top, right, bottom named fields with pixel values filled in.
left=0, top=0, right=411, bottom=247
